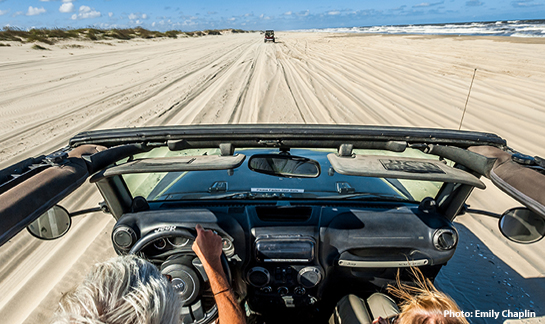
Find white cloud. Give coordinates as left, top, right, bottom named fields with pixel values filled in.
left=511, top=0, right=543, bottom=7
left=284, top=11, right=292, bottom=15
left=62, top=0, right=72, bottom=2
left=297, top=10, right=310, bottom=16
left=108, top=12, right=113, bottom=17
left=182, top=20, right=197, bottom=26
left=0, top=9, right=9, bottom=16
left=390, top=5, right=407, bottom=11
left=327, top=10, right=340, bottom=15
left=27, top=6, right=46, bottom=16
left=128, top=13, right=148, bottom=20
left=59, top=2, right=74, bottom=13
left=413, top=1, right=444, bottom=8
left=71, top=5, right=101, bottom=19
left=228, top=17, right=236, bottom=21
left=82, top=11, right=100, bottom=19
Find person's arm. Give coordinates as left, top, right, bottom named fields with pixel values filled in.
left=192, top=224, right=245, bottom=324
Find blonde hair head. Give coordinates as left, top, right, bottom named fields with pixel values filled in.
left=388, top=268, right=469, bottom=324
left=52, top=255, right=181, bottom=324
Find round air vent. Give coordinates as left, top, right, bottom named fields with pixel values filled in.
left=297, top=267, right=322, bottom=288
left=112, top=226, right=137, bottom=250
left=247, top=267, right=270, bottom=287
left=433, top=228, right=458, bottom=251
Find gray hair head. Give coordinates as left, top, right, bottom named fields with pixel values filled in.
left=52, top=255, right=181, bottom=324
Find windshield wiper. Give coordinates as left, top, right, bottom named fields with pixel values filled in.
left=316, top=193, right=414, bottom=202
left=200, top=191, right=293, bottom=199
left=201, top=192, right=252, bottom=199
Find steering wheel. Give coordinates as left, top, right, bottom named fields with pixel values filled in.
left=129, top=228, right=231, bottom=324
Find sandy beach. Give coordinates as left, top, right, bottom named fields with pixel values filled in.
left=0, top=32, right=544, bottom=323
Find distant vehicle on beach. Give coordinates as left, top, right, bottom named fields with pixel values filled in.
left=264, top=30, right=275, bottom=43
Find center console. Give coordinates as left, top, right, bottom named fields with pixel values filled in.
left=245, top=232, right=323, bottom=309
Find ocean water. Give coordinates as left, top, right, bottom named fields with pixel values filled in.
left=298, top=19, right=545, bottom=37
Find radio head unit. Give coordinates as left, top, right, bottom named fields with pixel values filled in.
left=255, top=235, right=315, bottom=262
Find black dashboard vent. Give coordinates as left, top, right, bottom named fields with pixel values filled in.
left=159, top=202, right=277, bottom=209
left=290, top=202, right=406, bottom=210
left=256, top=206, right=313, bottom=222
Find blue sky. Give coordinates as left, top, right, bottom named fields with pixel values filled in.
left=0, top=0, right=544, bottom=31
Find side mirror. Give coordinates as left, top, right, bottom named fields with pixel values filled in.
left=499, top=207, right=545, bottom=244
left=27, top=205, right=72, bottom=240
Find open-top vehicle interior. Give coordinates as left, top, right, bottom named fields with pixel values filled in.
left=1, top=124, right=545, bottom=324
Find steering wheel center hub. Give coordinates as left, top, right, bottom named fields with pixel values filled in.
left=171, top=277, right=187, bottom=293
left=162, top=264, right=200, bottom=304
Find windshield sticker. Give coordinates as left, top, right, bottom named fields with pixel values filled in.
left=251, top=188, right=305, bottom=193
left=379, top=160, right=446, bottom=174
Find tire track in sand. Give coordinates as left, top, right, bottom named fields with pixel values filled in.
left=0, top=37, right=256, bottom=169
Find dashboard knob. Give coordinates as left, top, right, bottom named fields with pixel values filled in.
left=277, top=286, right=289, bottom=295
left=261, top=286, right=272, bottom=293
left=247, top=267, right=270, bottom=287
left=112, top=226, right=137, bottom=250
left=433, top=228, right=458, bottom=250
left=221, top=238, right=235, bottom=257
left=294, top=286, right=306, bottom=295
left=297, top=267, right=322, bottom=288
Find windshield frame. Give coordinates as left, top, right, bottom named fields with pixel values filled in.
left=118, top=147, right=449, bottom=204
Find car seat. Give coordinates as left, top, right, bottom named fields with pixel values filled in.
left=329, top=293, right=400, bottom=324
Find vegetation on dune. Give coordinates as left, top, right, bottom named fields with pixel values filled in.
left=60, top=44, right=85, bottom=49
left=31, top=44, right=50, bottom=50
left=204, top=29, right=222, bottom=35
left=0, top=27, right=250, bottom=45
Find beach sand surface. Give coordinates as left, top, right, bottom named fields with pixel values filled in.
left=0, top=32, right=544, bottom=323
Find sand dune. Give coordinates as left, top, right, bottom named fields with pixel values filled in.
left=0, top=32, right=544, bottom=323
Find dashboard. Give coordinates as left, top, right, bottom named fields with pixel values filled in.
left=110, top=202, right=458, bottom=313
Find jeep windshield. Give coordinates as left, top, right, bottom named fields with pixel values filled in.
left=117, top=147, right=447, bottom=203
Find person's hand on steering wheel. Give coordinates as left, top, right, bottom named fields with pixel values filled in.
left=191, top=224, right=246, bottom=324
left=192, top=224, right=223, bottom=268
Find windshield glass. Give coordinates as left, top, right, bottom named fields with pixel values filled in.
left=121, top=147, right=444, bottom=202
